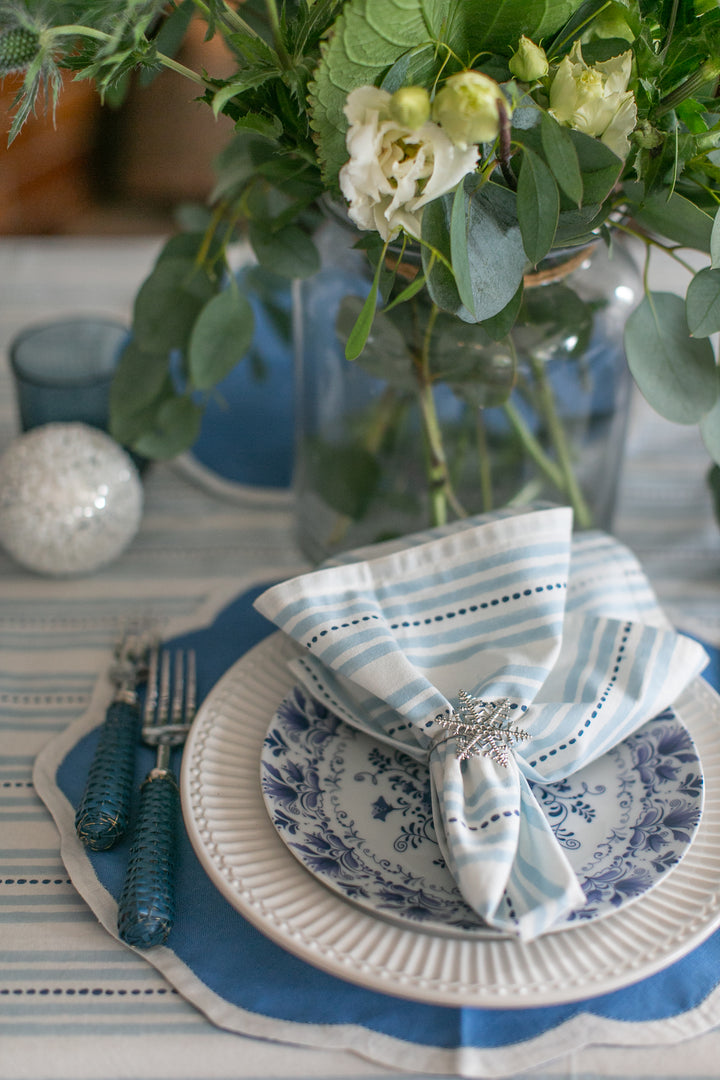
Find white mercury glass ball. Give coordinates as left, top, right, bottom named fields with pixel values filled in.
left=0, top=422, right=143, bottom=576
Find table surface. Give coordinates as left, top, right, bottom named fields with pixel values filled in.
left=1, top=235, right=719, bottom=1080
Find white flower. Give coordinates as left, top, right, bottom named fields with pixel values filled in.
left=549, top=42, right=637, bottom=159
left=339, top=85, right=479, bottom=242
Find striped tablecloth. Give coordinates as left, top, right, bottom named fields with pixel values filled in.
left=1, top=237, right=719, bottom=1080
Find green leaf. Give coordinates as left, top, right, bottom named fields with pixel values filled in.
left=700, top=393, right=720, bottom=466
left=344, top=251, right=385, bottom=360
left=464, top=183, right=528, bottom=322
left=517, top=148, right=560, bottom=266
left=131, top=395, right=204, bottom=461
left=567, top=129, right=622, bottom=206
left=450, top=181, right=476, bottom=317
left=421, top=197, right=462, bottom=315
left=154, top=231, right=226, bottom=268
left=132, top=257, right=217, bottom=355
left=109, top=340, right=168, bottom=417
left=540, top=112, right=583, bottom=206
left=687, top=267, right=720, bottom=337
left=424, top=181, right=528, bottom=322
left=480, top=282, right=524, bottom=340
left=712, top=207, right=720, bottom=269
left=248, top=223, right=320, bottom=278
left=624, top=292, right=718, bottom=423
left=436, top=0, right=583, bottom=57
left=631, top=192, right=715, bottom=252
left=336, top=296, right=415, bottom=389
left=188, top=289, right=255, bottom=390
left=709, top=464, right=720, bottom=527
left=234, top=113, right=283, bottom=139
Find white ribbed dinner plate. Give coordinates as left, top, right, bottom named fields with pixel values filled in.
left=180, top=632, right=720, bottom=1008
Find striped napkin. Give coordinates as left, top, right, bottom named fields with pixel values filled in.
left=254, top=507, right=708, bottom=939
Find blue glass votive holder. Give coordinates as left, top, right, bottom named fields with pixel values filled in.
left=9, top=316, right=130, bottom=432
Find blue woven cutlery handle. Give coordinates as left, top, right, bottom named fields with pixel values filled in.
left=75, top=699, right=140, bottom=851
left=117, top=771, right=179, bottom=949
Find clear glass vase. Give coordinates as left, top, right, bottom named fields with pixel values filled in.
left=294, top=215, right=640, bottom=563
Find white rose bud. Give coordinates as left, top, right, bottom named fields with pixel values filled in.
left=508, top=36, right=549, bottom=82
left=549, top=41, right=637, bottom=159
left=432, top=70, right=509, bottom=150
left=389, top=86, right=431, bottom=130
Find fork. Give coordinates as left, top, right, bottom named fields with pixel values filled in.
left=75, top=625, right=155, bottom=851
left=117, top=646, right=196, bottom=949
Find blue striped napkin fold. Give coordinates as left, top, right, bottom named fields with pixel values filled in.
left=254, top=507, right=708, bottom=940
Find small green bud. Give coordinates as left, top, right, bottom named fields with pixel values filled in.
left=0, top=27, right=40, bottom=76
left=432, top=70, right=508, bottom=149
left=508, top=36, right=549, bottom=83
left=633, top=120, right=663, bottom=150
left=389, top=86, right=431, bottom=130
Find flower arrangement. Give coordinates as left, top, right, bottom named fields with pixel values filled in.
left=2, top=0, right=720, bottom=531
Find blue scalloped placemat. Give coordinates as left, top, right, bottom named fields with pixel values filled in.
left=54, top=585, right=720, bottom=1052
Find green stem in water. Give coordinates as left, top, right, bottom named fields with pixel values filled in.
left=415, top=304, right=467, bottom=527
left=502, top=399, right=566, bottom=493
left=528, top=354, right=593, bottom=528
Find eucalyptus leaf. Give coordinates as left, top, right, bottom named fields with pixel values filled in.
left=480, top=282, right=524, bottom=341
left=631, top=192, right=715, bottom=253
left=132, top=257, right=216, bottom=355
left=188, top=289, right=255, bottom=390
left=567, top=129, right=622, bottom=206
left=540, top=112, right=583, bottom=206
left=154, top=231, right=226, bottom=267
left=464, top=183, right=528, bottom=322
left=450, top=181, right=476, bottom=317
left=624, top=292, right=718, bottom=424
left=700, top=392, right=720, bottom=466
left=517, top=148, right=560, bottom=266
left=248, top=222, right=320, bottom=279
left=109, top=339, right=168, bottom=416
left=421, top=197, right=463, bottom=316
left=131, top=395, right=204, bottom=460
left=712, top=207, right=720, bottom=269
left=686, top=268, right=720, bottom=338
left=709, top=464, right=720, bottom=527
left=109, top=372, right=173, bottom=448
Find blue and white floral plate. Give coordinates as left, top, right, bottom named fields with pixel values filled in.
left=261, top=687, right=704, bottom=938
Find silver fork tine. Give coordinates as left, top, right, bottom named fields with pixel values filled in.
left=117, top=646, right=196, bottom=949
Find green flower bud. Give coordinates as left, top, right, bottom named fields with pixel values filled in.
left=508, top=36, right=549, bottom=83
left=0, top=27, right=40, bottom=75
left=432, top=70, right=508, bottom=149
left=389, top=86, right=431, bottom=130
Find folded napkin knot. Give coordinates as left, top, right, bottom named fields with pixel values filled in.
left=428, top=693, right=530, bottom=766
left=255, top=506, right=709, bottom=940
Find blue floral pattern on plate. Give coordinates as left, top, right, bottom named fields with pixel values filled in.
left=260, top=688, right=704, bottom=937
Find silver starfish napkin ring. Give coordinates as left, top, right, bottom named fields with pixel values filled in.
left=428, top=690, right=530, bottom=767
